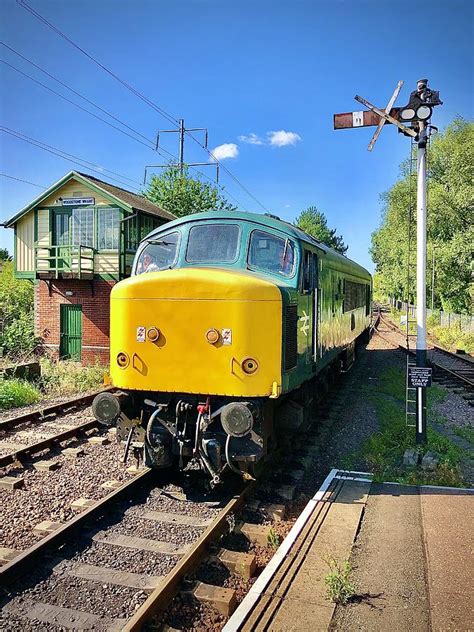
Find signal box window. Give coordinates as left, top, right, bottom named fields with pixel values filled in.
left=135, top=232, right=179, bottom=274
left=248, top=230, right=295, bottom=277
left=186, top=224, right=240, bottom=263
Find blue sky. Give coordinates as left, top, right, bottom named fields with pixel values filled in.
left=0, top=0, right=472, bottom=271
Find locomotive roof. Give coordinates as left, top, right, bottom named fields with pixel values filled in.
left=147, top=210, right=371, bottom=279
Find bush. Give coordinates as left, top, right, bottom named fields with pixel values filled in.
left=0, top=262, right=37, bottom=359
left=430, top=323, right=474, bottom=353
left=0, top=378, right=41, bottom=410
left=324, top=555, right=355, bottom=605
left=1, top=313, right=40, bottom=358
left=39, top=358, right=105, bottom=396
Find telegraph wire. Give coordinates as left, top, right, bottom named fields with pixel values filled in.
left=1, top=59, right=156, bottom=152
left=1, top=41, right=156, bottom=148
left=1, top=126, right=144, bottom=191
left=16, top=0, right=179, bottom=127
left=16, top=0, right=269, bottom=212
left=0, top=173, right=46, bottom=188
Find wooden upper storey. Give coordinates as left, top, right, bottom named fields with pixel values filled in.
left=6, top=171, right=174, bottom=281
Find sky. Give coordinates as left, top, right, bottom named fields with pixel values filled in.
left=0, top=0, right=472, bottom=272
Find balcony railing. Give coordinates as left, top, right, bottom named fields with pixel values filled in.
left=34, top=244, right=95, bottom=280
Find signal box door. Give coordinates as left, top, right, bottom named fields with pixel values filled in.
left=59, top=304, right=82, bottom=361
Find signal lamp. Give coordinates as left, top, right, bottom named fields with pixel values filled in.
left=242, top=357, right=259, bottom=374
left=206, top=328, right=220, bottom=344
left=400, top=107, right=416, bottom=121
left=416, top=105, right=432, bottom=121
left=117, top=352, right=129, bottom=368
left=147, top=327, right=160, bottom=342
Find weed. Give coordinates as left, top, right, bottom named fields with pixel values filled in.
left=324, top=555, right=355, bottom=605
left=39, top=358, right=105, bottom=396
left=267, top=527, right=281, bottom=550
left=0, top=378, right=41, bottom=410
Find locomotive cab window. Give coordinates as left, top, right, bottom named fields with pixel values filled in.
left=248, top=230, right=295, bottom=277
left=302, top=250, right=317, bottom=292
left=134, top=232, right=179, bottom=274
left=186, top=224, right=240, bottom=263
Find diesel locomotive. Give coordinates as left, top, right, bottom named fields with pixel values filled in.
left=92, top=211, right=372, bottom=482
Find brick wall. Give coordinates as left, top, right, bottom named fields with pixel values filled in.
left=35, top=279, right=115, bottom=365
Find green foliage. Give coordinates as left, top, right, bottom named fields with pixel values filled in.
left=0, top=261, right=38, bottom=358
left=430, top=322, right=474, bottom=353
left=0, top=248, right=10, bottom=261
left=267, top=527, right=281, bottom=550
left=0, top=378, right=40, bottom=410
left=39, top=358, right=105, bottom=396
left=454, top=426, right=474, bottom=445
left=324, top=555, right=355, bottom=605
left=144, top=164, right=236, bottom=217
left=371, top=118, right=474, bottom=314
left=295, top=206, right=348, bottom=254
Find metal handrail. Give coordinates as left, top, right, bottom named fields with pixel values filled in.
left=34, top=243, right=95, bottom=279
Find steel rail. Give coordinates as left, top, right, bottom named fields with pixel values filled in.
left=123, top=481, right=256, bottom=631
left=0, top=418, right=100, bottom=468
left=0, top=468, right=153, bottom=585
left=0, top=386, right=114, bottom=433
left=400, top=345, right=474, bottom=390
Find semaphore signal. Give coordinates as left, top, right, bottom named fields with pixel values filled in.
left=333, top=79, right=443, bottom=447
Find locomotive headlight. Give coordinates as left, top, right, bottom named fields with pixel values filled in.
left=221, top=402, right=256, bottom=437
left=242, top=357, right=259, bottom=374
left=205, top=328, right=220, bottom=344
left=147, top=327, right=160, bottom=342
left=117, top=352, right=129, bottom=368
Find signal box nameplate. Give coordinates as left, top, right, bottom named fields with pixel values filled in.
left=408, top=367, right=432, bottom=388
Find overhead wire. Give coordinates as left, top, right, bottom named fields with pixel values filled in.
left=1, top=126, right=144, bottom=190
left=15, top=0, right=269, bottom=212
left=0, top=173, right=46, bottom=188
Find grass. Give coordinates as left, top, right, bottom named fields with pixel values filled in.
left=453, top=426, right=474, bottom=445
left=324, top=555, right=356, bottom=605
left=341, top=366, right=466, bottom=487
left=0, top=378, right=41, bottom=410
left=39, top=358, right=105, bottom=396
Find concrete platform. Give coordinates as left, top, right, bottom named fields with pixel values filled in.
left=224, top=471, right=474, bottom=632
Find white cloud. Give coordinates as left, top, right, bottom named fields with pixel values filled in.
left=210, top=143, right=239, bottom=162
left=285, top=204, right=291, bottom=208
left=238, top=133, right=264, bottom=145
left=267, top=130, right=302, bottom=147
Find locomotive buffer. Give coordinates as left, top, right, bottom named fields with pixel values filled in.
left=334, top=79, right=442, bottom=446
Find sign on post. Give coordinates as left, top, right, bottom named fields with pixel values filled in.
left=408, top=366, right=432, bottom=388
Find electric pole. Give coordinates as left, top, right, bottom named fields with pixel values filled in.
left=333, top=79, right=442, bottom=447
left=143, top=118, right=219, bottom=184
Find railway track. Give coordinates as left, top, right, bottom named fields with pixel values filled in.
left=1, top=330, right=378, bottom=631
left=0, top=466, right=252, bottom=630
left=374, top=310, right=473, bottom=402
left=0, top=389, right=114, bottom=469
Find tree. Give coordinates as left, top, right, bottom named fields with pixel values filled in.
left=371, top=118, right=473, bottom=314
left=0, top=261, right=38, bottom=357
left=0, top=248, right=10, bottom=261
left=295, top=206, right=348, bottom=254
left=143, top=164, right=236, bottom=217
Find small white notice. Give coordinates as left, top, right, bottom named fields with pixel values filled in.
left=136, top=326, right=146, bottom=342
left=221, top=328, right=232, bottom=345
left=352, top=111, right=364, bottom=127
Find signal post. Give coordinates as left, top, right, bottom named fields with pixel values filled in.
left=334, top=79, right=442, bottom=446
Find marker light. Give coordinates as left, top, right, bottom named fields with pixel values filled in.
left=242, top=357, right=259, bottom=374
left=117, top=352, right=129, bottom=368
left=206, top=328, right=220, bottom=344
left=147, top=327, right=160, bottom=342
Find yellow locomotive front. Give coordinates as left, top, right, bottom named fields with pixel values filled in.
left=92, top=216, right=291, bottom=482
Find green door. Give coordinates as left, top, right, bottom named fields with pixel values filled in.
left=54, top=210, right=72, bottom=273
left=59, top=304, right=82, bottom=360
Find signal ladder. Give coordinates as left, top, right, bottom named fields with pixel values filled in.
left=405, top=139, right=418, bottom=428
